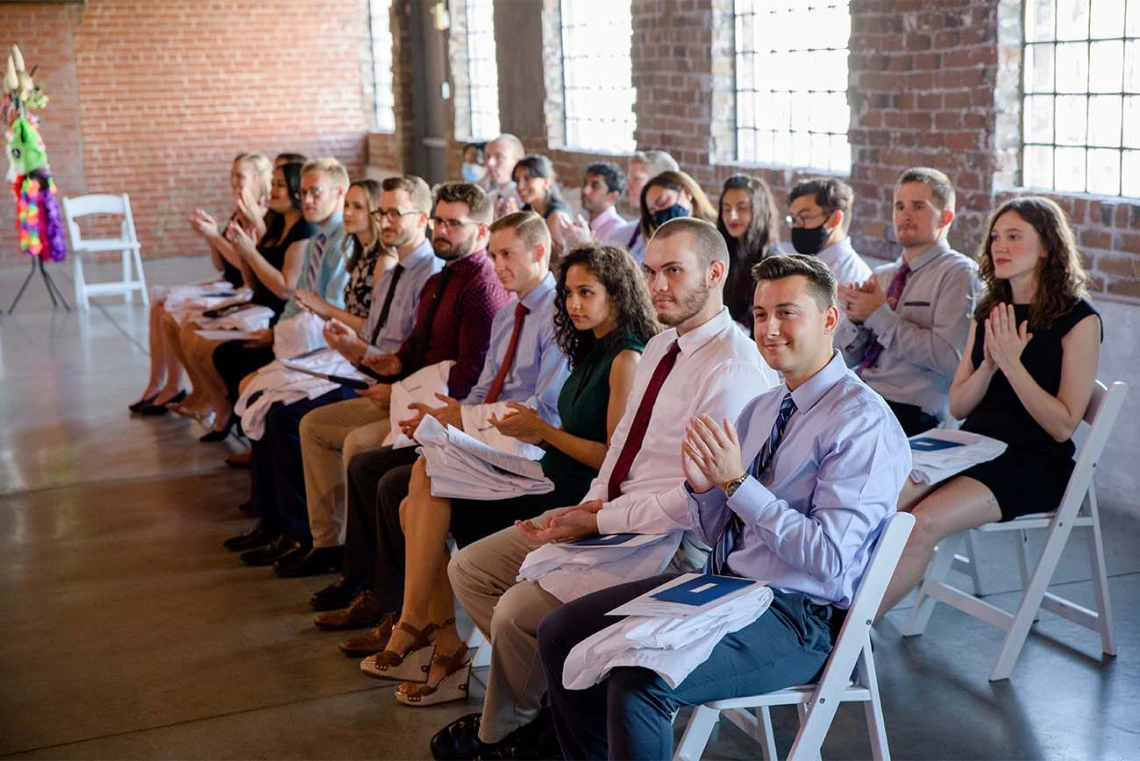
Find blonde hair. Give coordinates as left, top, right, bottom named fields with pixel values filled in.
left=301, top=157, right=350, bottom=190
left=234, top=152, right=272, bottom=204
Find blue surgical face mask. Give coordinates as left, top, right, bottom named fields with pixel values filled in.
left=461, top=163, right=486, bottom=184
left=651, top=204, right=690, bottom=228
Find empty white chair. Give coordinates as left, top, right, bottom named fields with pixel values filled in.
left=674, top=512, right=915, bottom=761
left=62, top=193, right=149, bottom=310
left=903, top=380, right=1125, bottom=681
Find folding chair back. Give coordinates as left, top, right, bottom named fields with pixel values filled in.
left=62, top=193, right=149, bottom=309
left=903, top=380, right=1126, bottom=680
left=674, top=511, right=915, bottom=761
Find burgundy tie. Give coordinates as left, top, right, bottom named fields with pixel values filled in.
left=856, top=262, right=911, bottom=375
left=484, top=302, right=529, bottom=404
left=606, top=340, right=682, bottom=501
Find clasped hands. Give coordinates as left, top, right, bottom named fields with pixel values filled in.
left=837, top=277, right=887, bottom=323
left=682, top=413, right=745, bottom=494
left=516, top=500, right=604, bottom=544
left=983, top=302, right=1032, bottom=373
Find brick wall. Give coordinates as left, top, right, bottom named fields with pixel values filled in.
left=1, top=0, right=374, bottom=268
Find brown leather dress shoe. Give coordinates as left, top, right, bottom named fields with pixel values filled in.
left=339, top=613, right=397, bottom=657
left=313, top=589, right=382, bottom=631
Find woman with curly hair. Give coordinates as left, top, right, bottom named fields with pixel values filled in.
left=339, top=243, right=659, bottom=706
left=878, top=196, right=1102, bottom=618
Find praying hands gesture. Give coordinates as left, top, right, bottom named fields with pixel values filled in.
left=516, top=500, right=604, bottom=544
left=837, top=276, right=886, bottom=323
left=489, top=402, right=546, bottom=445
left=683, top=414, right=745, bottom=494
left=984, top=303, right=1032, bottom=374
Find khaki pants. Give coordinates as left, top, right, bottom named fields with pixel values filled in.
left=298, top=396, right=390, bottom=548
left=449, top=524, right=558, bottom=744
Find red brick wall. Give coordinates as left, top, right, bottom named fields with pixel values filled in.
left=1, top=0, right=372, bottom=268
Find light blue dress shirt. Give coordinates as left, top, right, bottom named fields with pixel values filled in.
left=463, top=272, right=569, bottom=426
left=282, top=212, right=349, bottom=319
left=360, top=239, right=443, bottom=355
left=687, top=351, right=912, bottom=608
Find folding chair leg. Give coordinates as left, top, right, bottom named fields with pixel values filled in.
left=673, top=705, right=721, bottom=761
left=1015, top=531, right=1040, bottom=623
left=121, top=250, right=131, bottom=304
left=857, top=645, right=891, bottom=761
left=989, top=517, right=1076, bottom=680
left=132, top=246, right=149, bottom=306
left=788, top=701, right=825, bottom=761
left=755, top=706, right=777, bottom=761
left=73, top=254, right=89, bottom=310
left=1085, top=490, right=1117, bottom=656
left=903, top=533, right=963, bottom=637
left=962, top=531, right=986, bottom=596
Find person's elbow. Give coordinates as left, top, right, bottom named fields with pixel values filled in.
left=1051, top=419, right=1079, bottom=443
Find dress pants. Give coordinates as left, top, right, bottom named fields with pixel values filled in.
left=885, top=399, right=939, bottom=437
left=537, top=576, right=836, bottom=760
left=299, top=396, right=391, bottom=548
left=342, top=446, right=419, bottom=612
left=249, top=386, right=357, bottom=542
left=448, top=525, right=558, bottom=744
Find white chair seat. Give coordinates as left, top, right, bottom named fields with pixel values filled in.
left=63, top=193, right=149, bottom=309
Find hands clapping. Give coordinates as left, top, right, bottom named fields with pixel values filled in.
left=984, top=303, right=1032, bottom=373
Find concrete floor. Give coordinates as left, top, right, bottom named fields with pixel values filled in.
left=1, top=258, right=1139, bottom=760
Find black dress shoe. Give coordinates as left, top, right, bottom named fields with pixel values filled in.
left=310, top=576, right=368, bottom=611
left=199, top=413, right=236, bottom=442
left=431, top=710, right=560, bottom=761
left=222, top=522, right=279, bottom=552
left=274, top=545, right=343, bottom=578
left=128, top=392, right=159, bottom=414
left=138, top=390, right=188, bottom=416
left=240, top=535, right=299, bottom=566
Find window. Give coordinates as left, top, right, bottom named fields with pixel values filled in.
left=464, top=0, right=501, bottom=139
left=1023, top=0, right=1140, bottom=196
left=370, top=0, right=396, bottom=133
left=733, top=1, right=851, bottom=173
left=560, top=0, right=637, bottom=153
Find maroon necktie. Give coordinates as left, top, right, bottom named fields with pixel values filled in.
left=484, top=302, right=529, bottom=404
left=606, top=340, right=682, bottom=501
left=856, top=262, right=911, bottom=375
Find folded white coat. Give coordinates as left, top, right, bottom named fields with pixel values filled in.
left=236, top=348, right=361, bottom=440
left=273, top=312, right=328, bottom=359
left=908, top=428, right=1007, bottom=485
left=415, top=415, right=554, bottom=500
left=562, top=577, right=774, bottom=690
left=383, top=361, right=456, bottom=449
left=460, top=402, right=546, bottom=460
left=518, top=531, right=683, bottom=603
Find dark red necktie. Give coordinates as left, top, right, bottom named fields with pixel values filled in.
left=484, top=302, right=529, bottom=404
left=606, top=340, right=682, bottom=501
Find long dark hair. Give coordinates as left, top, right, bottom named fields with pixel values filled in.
left=262, top=161, right=306, bottom=245
left=975, top=196, right=1089, bottom=331
left=638, top=170, right=718, bottom=242
left=512, top=154, right=566, bottom=211
left=717, top=174, right=781, bottom=325
left=553, top=244, right=659, bottom=368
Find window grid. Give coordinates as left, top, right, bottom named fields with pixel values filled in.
left=465, top=0, right=501, bottom=140
left=370, top=0, right=396, bottom=133
left=560, top=0, right=637, bottom=154
left=1022, top=0, right=1140, bottom=197
left=733, top=0, right=852, bottom=173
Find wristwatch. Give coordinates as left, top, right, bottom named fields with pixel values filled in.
left=723, top=473, right=749, bottom=498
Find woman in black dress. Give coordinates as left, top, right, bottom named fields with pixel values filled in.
left=878, top=196, right=1102, bottom=617
left=512, top=154, right=574, bottom=265
left=716, top=174, right=782, bottom=332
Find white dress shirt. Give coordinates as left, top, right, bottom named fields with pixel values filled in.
left=817, top=236, right=873, bottom=287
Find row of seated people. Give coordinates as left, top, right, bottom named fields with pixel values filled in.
left=131, top=145, right=1101, bottom=760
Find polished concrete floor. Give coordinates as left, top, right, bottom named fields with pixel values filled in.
left=1, top=259, right=1139, bottom=760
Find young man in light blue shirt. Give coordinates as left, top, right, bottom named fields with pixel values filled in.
left=281, top=157, right=351, bottom=319
left=537, top=253, right=911, bottom=760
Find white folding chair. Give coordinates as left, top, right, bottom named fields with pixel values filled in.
left=903, top=380, right=1126, bottom=681
left=674, top=512, right=915, bottom=761
left=62, top=193, right=149, bottom=309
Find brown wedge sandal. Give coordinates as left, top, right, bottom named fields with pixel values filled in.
left=359, top=621, right=436, bottom=683
left=395, top=640, right=471, bottom=707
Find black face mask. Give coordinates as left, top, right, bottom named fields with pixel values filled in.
left=790, top=223, right=832, bottom=255
left=651, top=204, right=690, bottom=228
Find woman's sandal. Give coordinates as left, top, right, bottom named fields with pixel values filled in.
left=359, top=621, right=436, bottom=683
left=395, top=638, right=470, bottom=707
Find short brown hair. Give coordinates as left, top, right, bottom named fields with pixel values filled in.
left=434, top=182, right=493, bottom=224
left=382, top=174, right=432, bottom=213
left=301, top=157, right=350, bottom=189
left=897, top=167, right=956, bottom=213
left=788, top=178, right=854, bottom=233
left=651, top=217, right=728, bottom=267
left=751, top=253, right=837, bottom=310
left=489, top=211, right=552, bottom=256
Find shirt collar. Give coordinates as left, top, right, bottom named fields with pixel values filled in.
left=519, top=271, right=556, bottom=311
left=445, top=248, right=490, bottom=274
left=819, top=235, right=855, bottom=257
left=787, top=350, right=849, bottom=416
left=402, top=238, right=436, bottom=271
left=589, top=206, right=622, bottom=232
left=676, top=307, right=734, bottom=357
left=899, top=239, right=951, bottom=272
left=315, top=211, right=344, bottom=237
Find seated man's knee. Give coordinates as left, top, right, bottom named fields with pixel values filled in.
left=238, top=371, right=256, bottom=395
left=607, top=666, right=675, bottom=716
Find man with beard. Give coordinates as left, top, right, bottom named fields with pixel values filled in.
left=431, top=218, right=779, bottom=760
left=233, top=183, right=509, bottom=578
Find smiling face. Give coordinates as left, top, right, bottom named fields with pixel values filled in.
left=230, top=160, right=258, bottom=201
left=342, top=185, right=372, bottom=238
left=752, top=275, right=837, bottom=382
left=268, top=168, right=293, bottom=215
left=893, top=181, right=951, bottom=251
left=514, top=168, right=552, bottom=207
left=989, top=211, right=1046, bottom=283
left=564, top=263, right=616, bottom=334
left=720, top=188, right=753, bottom=240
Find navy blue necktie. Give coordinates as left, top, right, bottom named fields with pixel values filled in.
left=705, top=393, right=797, bottom=575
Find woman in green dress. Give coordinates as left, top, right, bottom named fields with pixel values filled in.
left=362, top=244, right=659, bottom=705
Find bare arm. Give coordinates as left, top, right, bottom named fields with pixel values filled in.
left=948, top=320, right=998, bottom=419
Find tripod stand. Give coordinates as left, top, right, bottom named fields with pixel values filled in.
left=7, top=256, right=71, bottom=313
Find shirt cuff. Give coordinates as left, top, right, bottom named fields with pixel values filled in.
left=726, top=476, right=781, bottom=525
left=594, top=504, right=625, bottom=535
left=863, top=303, right=898, bottom=345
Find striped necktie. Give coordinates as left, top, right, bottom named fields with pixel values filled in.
left=856, top=262, right=910, bottom=375
left=306, top=232, right=328, bottom=290
left=705, top=393, right=797, bottom=576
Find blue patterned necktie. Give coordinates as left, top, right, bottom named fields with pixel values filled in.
left=306, top=232, right=328, bottom=289
left=705, top=393, right=797, bottom=576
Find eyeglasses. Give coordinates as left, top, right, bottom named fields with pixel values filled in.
left=786, top=210, right=831, bottom=229
left=299, top=187, right=326, bottom=201
left=431, top=216, right=476, bottom=231
left=372, top=207, right=420, bottom=222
